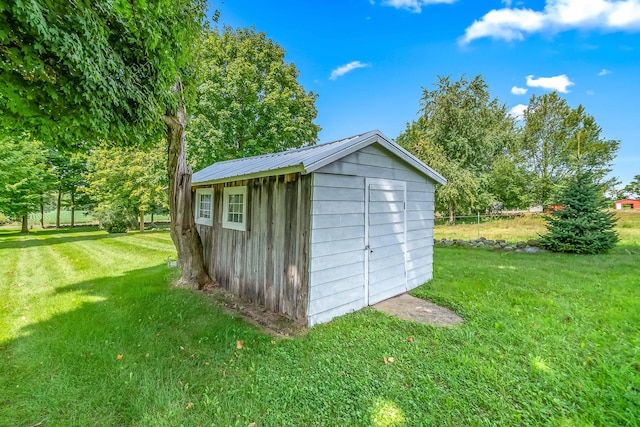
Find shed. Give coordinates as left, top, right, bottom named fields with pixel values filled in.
left=614, top=199, right=640, bottom=210
left=191, top=130, right=446, bottom=326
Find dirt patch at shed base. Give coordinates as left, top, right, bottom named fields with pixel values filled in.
left=200, top=282, right=307, bottom=337
left=373, top=293, right=463, bottom=326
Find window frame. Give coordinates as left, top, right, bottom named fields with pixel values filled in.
left=194, top=187, right=214, bottom=226
left=222, top=186, right=247, bottom=231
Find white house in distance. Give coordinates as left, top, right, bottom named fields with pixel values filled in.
left=191, top=130, right=446, bottom=326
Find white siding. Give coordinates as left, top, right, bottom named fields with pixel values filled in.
left=307, top=143, right=437, bottom=326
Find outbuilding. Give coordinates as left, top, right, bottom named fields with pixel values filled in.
left=614, top=199, right=640, bottom=210
left=191, top=130, right=446, bottom=326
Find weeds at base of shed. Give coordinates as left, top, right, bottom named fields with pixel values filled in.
left=197, top=281, right=308, bottom=338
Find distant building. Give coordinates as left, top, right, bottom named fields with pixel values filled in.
left=614, top=199, right=640, bottom=210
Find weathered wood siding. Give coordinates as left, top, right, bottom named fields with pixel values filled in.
left=195, top=173, right=311, bottom=323
left=308, top=144, right=436, bottom=326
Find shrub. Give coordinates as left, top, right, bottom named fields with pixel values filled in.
left=539, top=171, right=618, bottom=254
left=95, top=207, right=138, bottom=233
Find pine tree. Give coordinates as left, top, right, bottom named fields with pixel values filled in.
left=539, top=171, right=618, bottom=254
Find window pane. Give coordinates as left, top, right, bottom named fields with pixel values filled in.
left=226, top=192, right=244, bottom=223
left=199, top=194, right=212, bottom=219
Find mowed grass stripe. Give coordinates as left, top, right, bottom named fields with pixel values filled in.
left=109, top=232, right=177, bottom=257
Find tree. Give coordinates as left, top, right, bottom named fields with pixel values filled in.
left=539, top=170, right=618, bottom=254
left=2, top=0, right=212, bottom=288
left=397, top=74, right=516, bottom=223
left=521, top=92, right=619, bottom=207
left=48, top=148, right=90, bottom=228
left=86, top=141, right=168, bottom=233
left=0, top=137, right=54, bottom=232
left=485, top=155, right=532, bottom=210
left=624, top=175, right=640, bottom=199
left=186, top=26, right=320, bottom=171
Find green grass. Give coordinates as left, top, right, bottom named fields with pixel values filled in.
left=1, top=226, right=639, bottom=425
left=435, top=210, right=640, bottom=245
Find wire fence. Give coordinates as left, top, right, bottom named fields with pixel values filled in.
left=434, top=212, right=530, bottom=226
left=23, top=211, right=171, bottom=227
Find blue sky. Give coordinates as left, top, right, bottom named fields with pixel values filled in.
left=212, top=0, right=640, bottom=186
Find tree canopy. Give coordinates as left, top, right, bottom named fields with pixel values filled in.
left=521, top=92, right=619, bottom=207
left=397, top=74, right=516, bottom=222
left=186, top=26, right=320, bottom=171
left=624, top=175, right=640, bottom=199
left=1, top=0, right=206, bottom=146
left=86, top=141, right=168, bottom=232
left=0, top=136, right=53, bottom=232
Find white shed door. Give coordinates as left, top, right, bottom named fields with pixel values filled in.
left=365, top=179, right=407, bottom=305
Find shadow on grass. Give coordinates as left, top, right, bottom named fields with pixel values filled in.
left=0, top=263, right=261, bottom=426
left=0, top=226, right=119, bottom=249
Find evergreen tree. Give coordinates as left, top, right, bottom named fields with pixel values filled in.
left=539, top=171, right=618, bottom=254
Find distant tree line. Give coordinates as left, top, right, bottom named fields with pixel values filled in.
left=397, top=75, right=623, bottom=224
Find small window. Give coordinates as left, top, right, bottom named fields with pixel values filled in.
left=222, top=186, right=247, bottom=231
left=195, top=188, right=213, bottom=226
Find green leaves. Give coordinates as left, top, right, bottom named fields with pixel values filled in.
left=0, top=0, right=208, bottom=147
left=623, top=175, right=640, bottom=199
left=521, top=92, right=619, bottom=207
left=86, top=141, right=168, bottom=226
left=186, top=26, right=320, bottom=170
left=539, top=171, right=619, bottom=254
left=398, top=74, right=516, bottom=221
left=0, top=136, right=54, bottom=221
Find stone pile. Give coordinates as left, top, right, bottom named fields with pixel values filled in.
left=434, top=237, right=545, bottom=253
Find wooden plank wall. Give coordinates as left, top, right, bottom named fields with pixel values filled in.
left=195, top=173, right=311, bottom=323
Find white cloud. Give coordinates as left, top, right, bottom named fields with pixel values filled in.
left=509, top=104, right=528, bottom=120
left=526, top=74, right=574, bottom=92
left=461, top=0, right=640, bottom=44
left=382, top=0, right=457, bottom=13
left=587, top=90, right=596, bottom=95
left=511, top=86, right=528, bottom=95
left=330, top=61, right=370, bottom=80
left=598, top=68, right=612, bottom=75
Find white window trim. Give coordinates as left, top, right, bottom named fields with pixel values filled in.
left=194, top=188, right=214, bottom=226
left=222, top=186, right=247, bottom=231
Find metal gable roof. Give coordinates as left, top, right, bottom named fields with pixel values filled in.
left=191, top=129, right=447, bottom=186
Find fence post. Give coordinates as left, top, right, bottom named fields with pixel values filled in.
left=477, top=212, right=480, bottom=238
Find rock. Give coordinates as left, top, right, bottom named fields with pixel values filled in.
left=479, top=237, right=487, bottom=241
left=516, top=241, right=527, bottom=248
left=485, top=239, right=495, bottom=245
left=524, top=247, right=540, bottom=253
left=527, top=239, right=539, bottom=247
left=503, top=246, right=514, bottom=251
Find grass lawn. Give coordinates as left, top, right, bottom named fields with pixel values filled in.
left=1, top=218, right=639, bottom=426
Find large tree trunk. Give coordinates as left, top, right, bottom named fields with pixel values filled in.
left=164, top=82, right=211, bottom=290
left=21, top=215, right=29, bottom=233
